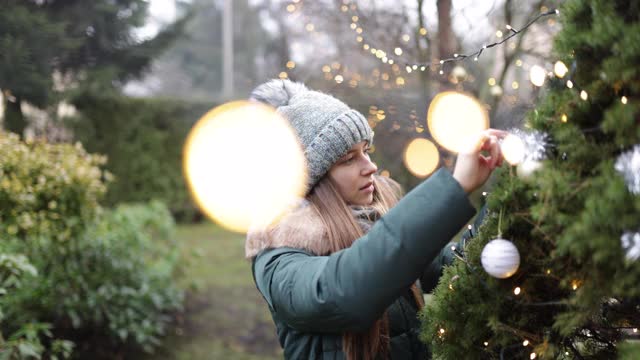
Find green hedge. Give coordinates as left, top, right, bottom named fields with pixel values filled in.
left=0, top=132, right=184, bottom=357
left=69, top=93, right=214, bottom=222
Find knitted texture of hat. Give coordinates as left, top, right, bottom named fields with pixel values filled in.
left=250, top=79, right=373, bottom=191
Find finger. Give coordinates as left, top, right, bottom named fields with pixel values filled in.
left=489, top=136, right=500, bottom=167
left=479, top=155, right=491, bottom=166
left=481, top=135, right=497, bottom=152
left=485, top=129, right=509, bottom=139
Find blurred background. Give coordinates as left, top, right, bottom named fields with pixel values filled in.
left=0, top=0, right=562, bottom=358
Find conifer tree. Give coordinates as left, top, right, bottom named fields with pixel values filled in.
left=422, top=0, right=640, bottom=358
left=0, top=0, right=189, bottom=136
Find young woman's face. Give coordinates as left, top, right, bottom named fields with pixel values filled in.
left=328, top=141, right=378, bottom=206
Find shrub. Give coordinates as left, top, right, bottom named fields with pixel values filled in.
left=69, top=94, right=214, bottom=222
left=0, top=132, right=184, bottom=356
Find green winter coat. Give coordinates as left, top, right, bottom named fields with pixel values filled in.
left=246, top=169, right=476, bottom=359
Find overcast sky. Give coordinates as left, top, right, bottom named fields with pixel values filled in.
left=138, top=0, right=498, bottom=42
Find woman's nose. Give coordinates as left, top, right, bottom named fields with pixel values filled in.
left=362, top=157, right=378, bottom=176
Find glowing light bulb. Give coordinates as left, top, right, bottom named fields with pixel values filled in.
left=566, top=80, right=574, bottom=88
left=621, top=96, right=628, bottom=104
left=394, top=47, right=403, bottom=56
left=523, top=340, right=529, bottom=346
left=514, top=287, right=521, bottom=295
left=501, top=134, right=526, bottom=165
left=580, top=90, right=588, bottom=100
left=554, top=61, right=568, bottom=78
left=403, top=138, right=440, bottom=177
left=530, top=65, right=546, bottom=87
left=427, top=92, right=489, bottom=153
left=183, top=101, right=306, bottom=233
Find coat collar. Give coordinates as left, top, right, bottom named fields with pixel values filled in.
left=245, top=200, right=332, bottom=258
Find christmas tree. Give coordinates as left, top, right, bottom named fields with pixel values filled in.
left=422, top=0, right=640, bottom=358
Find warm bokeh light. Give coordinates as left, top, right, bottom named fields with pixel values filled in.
left=427, top=92, right=489, bottom=153
left=554, top=61, right=568, bottom=78
left=403, top=138, right=440, bottom=177
left=183, top=101, right=307, bottom=233
left=529, top=65, right=546, bottom=87
left=501, top=133, right=526, bottom=165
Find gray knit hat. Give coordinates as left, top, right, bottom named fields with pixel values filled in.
left=250, top=79, right=373, bottom=191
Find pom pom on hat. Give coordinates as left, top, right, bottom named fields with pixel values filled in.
left=249, top=79, right=309, bottom=108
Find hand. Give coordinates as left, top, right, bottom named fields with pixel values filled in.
left=452, top=129, right=507, bottom=194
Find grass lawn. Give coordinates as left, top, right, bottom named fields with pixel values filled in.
left=146, top=222, right=283, bottom=360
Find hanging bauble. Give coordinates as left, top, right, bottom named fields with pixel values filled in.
left=615, top=144, right=640, bottom=195
left=517, top=158, right=543, bottom=179
left=621, top=231, right=640, bottom=261
left=481, top=238, right=521, bottom=279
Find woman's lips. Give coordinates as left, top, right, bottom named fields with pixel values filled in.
left=360, top=183, right=374, bottom=193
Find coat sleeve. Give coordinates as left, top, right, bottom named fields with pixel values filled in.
left=252, top=168, right=476, bottom=333
left=419, top=204, right=489, bottom=293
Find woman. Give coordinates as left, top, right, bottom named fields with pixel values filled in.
left=245, top=79, right=505, bottom=359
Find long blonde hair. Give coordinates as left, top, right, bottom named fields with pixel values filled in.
left=307, top=175, right=425, bottom=360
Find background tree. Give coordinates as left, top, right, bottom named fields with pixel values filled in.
left=423, top=0, right=640, bottom=358
left=0, top=0, right=189, bottom=136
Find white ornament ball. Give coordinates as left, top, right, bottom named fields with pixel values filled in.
left=481, top=238, right=521, bottom=279
left=517, top=159, right=543, bottom=179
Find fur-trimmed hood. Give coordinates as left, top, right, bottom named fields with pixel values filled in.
left=245, top=176, right=402, bottom=259
left=245, top=200, right=331, bottom=259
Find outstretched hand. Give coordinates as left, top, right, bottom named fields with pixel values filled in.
left=452, top=129, right=508, bottom=194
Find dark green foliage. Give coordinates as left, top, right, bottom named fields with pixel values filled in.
left=0, top=0, right=189, bottom=134
left=423, top=0, right=640, bottom=358
left=69, top=93, right=213, bottom=222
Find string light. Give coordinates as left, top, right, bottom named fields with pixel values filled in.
left=561, top=114, right=568, bottom=123
left=523, top=340, right=530, bottom=346
left=484, top=341, right=489, bottom=347
left=580, top=90, right=588, bottom=100
left=338, top=3, right=557, bottom=74
left=530, top=352, right=537, bottom=359
left=621, top=96, right=628, bottom=104
left=566, top=80, right=574, bottom=88
left=530, top=65, right=546, bottom=86
left=554, top=61, right=568, bottom=78
left=514, top=287, right=522, bottom=295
